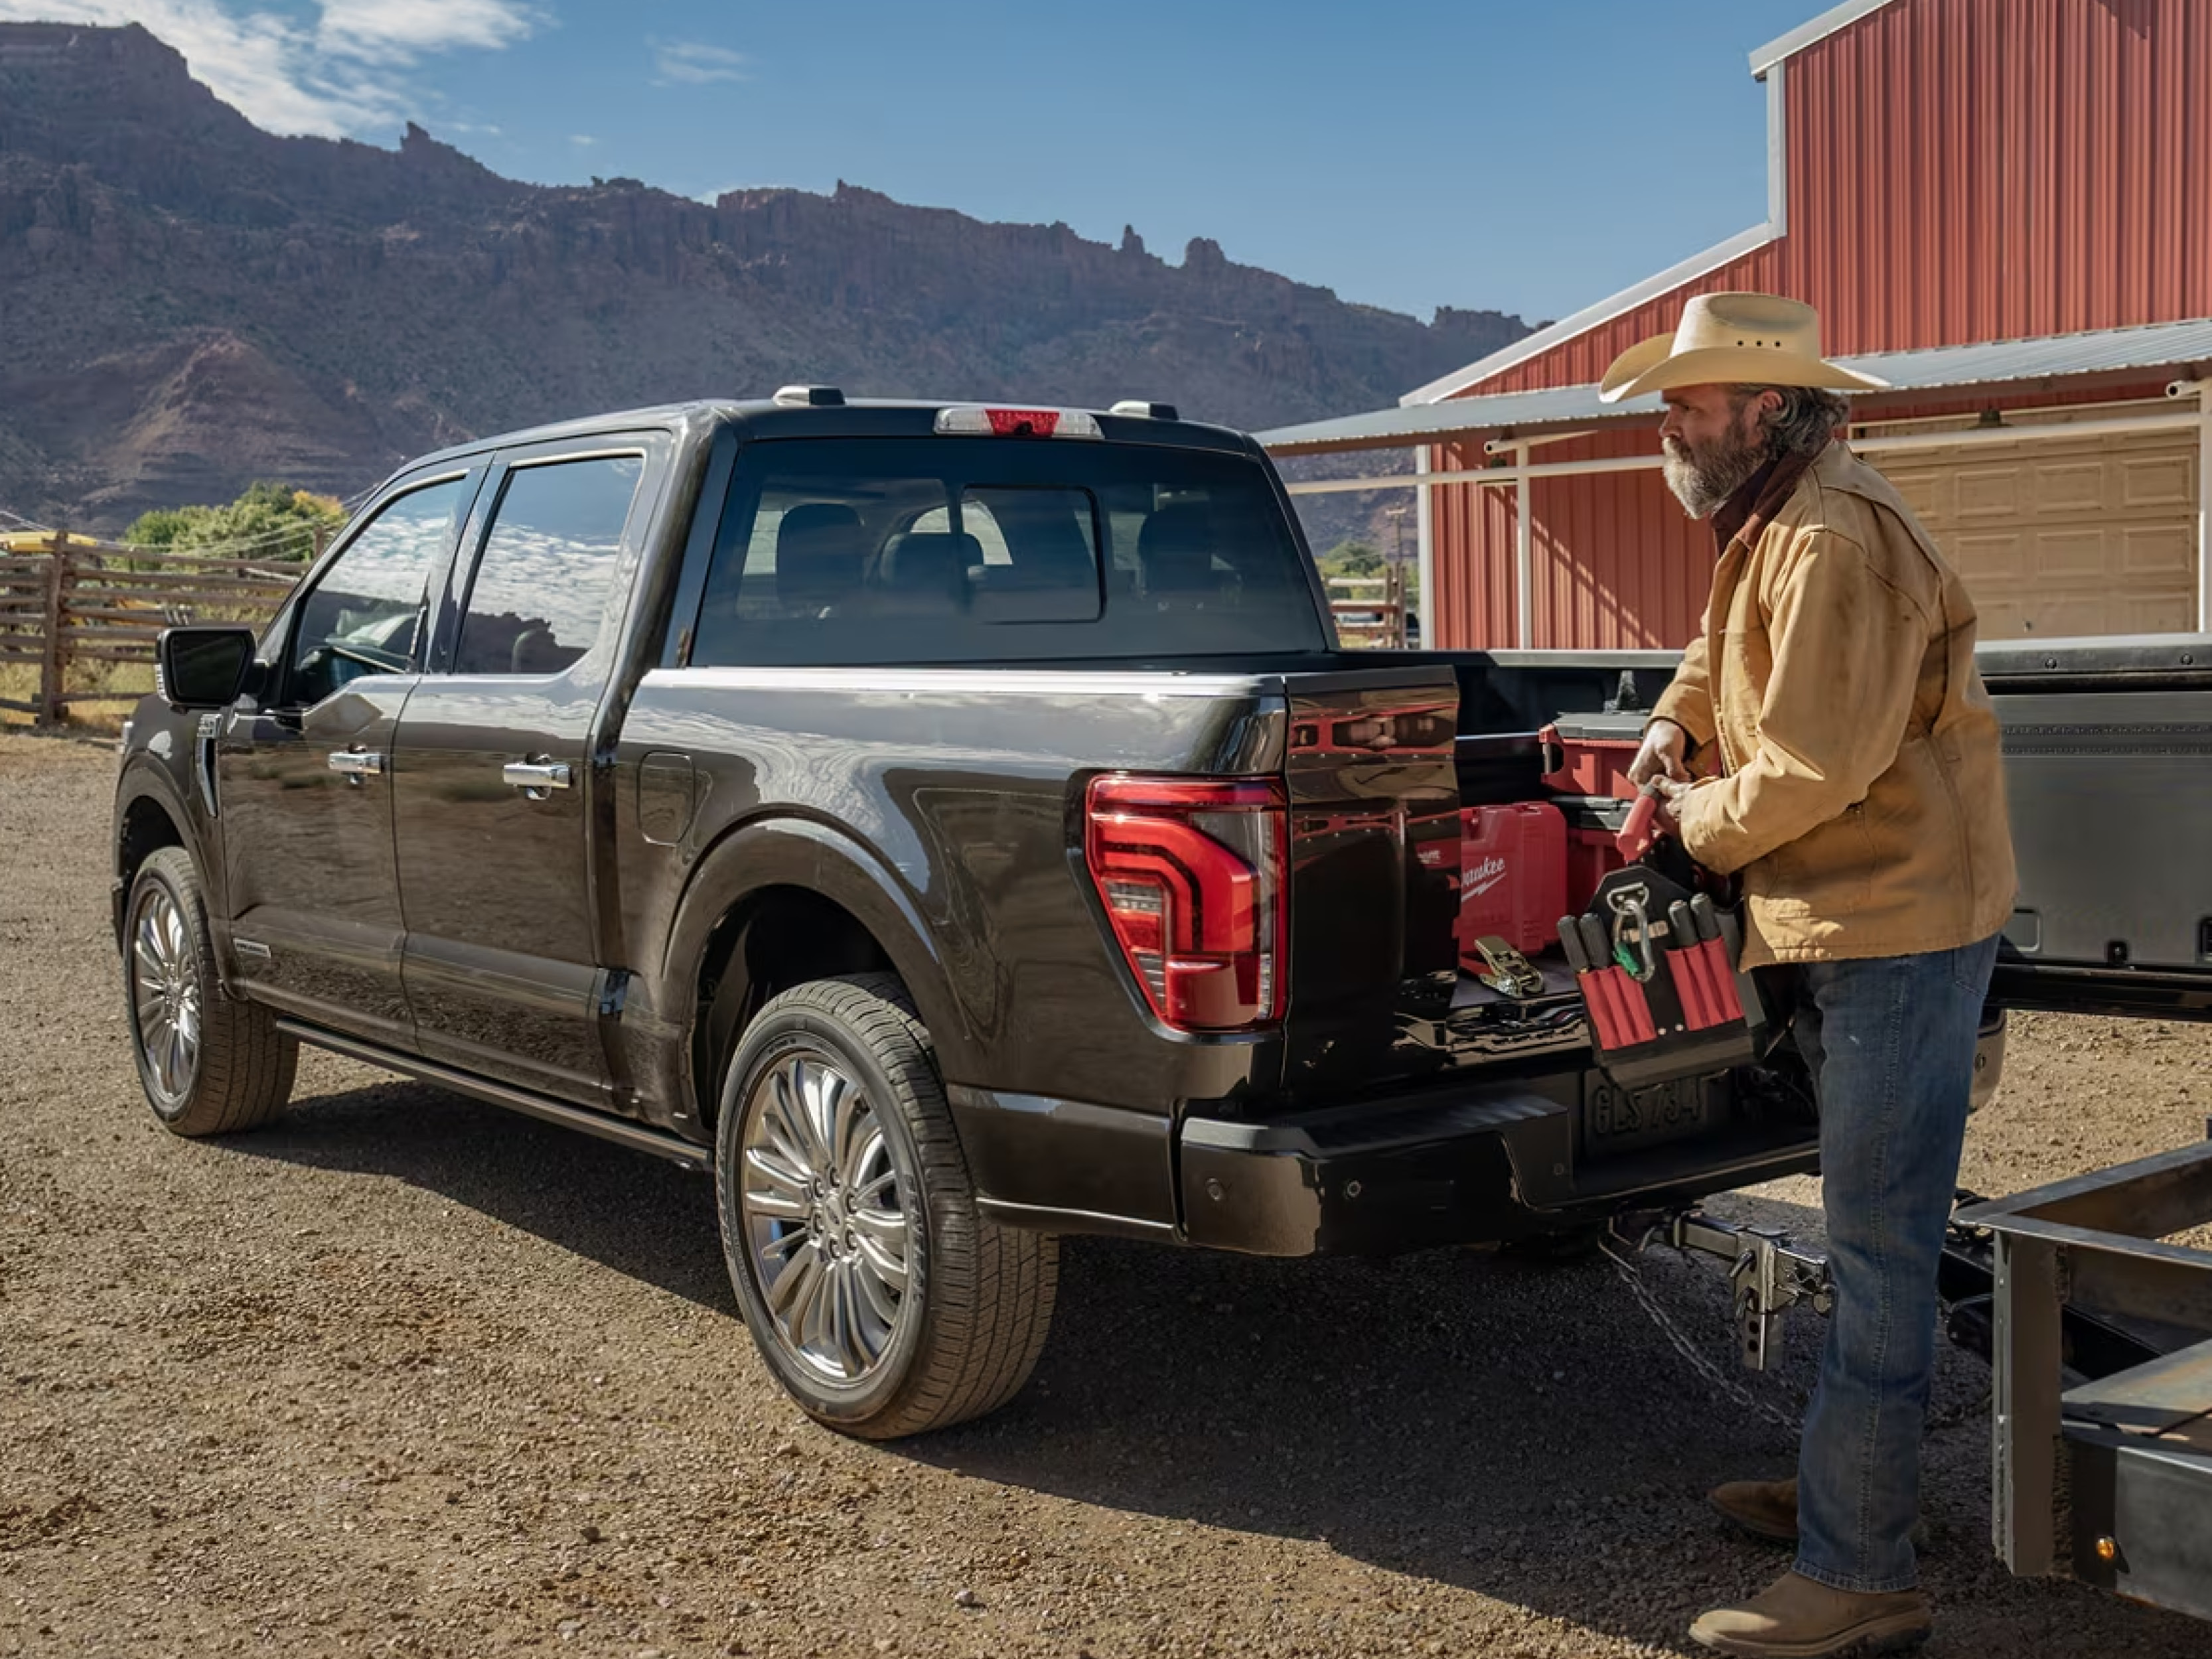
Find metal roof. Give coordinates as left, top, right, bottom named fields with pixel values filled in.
left=1749, top=0, right=1902, bottom=77
left=1398, top=223, right=1778, bottom=408
left=1259, top=316, right=2212, bottom=455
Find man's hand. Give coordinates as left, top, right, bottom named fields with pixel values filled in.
left=1650, top=773, right=1696, bottom=839
left=1629, top=717, right=1692, bottom=787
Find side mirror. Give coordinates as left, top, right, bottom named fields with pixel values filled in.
left=155, top=626, right=258, bottom=710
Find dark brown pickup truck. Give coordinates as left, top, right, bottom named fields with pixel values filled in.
left=113, top=391, right=2212, bottom=1437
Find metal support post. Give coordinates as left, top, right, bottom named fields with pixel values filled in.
left=1513, top=442, right=1534, bottom=649
left=1990, top=1232, right=2066, bottom=1575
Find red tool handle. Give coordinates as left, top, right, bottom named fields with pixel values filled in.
left=1615, top=788, right=1661, bottom=862
left=1609, top=967, right=1657, bottom=1044
left=1700, top=938, right=1745, bottom=1021
left=1668, top=952, right=1713, bottom=1030
left=1577, top=970, right=1624, bottom=1050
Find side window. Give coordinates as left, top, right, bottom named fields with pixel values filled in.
left=287, top=477, right=464, bottom=707
left=452, top=455, right=642, bottom=676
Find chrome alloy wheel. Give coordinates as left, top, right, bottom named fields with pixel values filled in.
left=129, top=885, right=202, bottom=1105
left=738, top=1050, right=914, bottom=1384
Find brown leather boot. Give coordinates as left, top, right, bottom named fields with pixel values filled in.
left=1690, top=1568, right=1931, bottom=1656
left=1709, top=1477, right=1801, bottom=1544
left=1708, top=1478, right=1931, bottom=1550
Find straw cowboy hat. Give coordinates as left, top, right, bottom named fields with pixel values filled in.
left=1597, top=292, right=1889, bottom=403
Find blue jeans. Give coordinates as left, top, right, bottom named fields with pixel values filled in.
left=1782, top=932, right=2000, bottom=1594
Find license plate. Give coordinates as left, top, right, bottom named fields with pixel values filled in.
left=1582, top=1074, right=1718, bottom=1157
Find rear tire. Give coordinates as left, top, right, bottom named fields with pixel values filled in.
left=123, top=846, right=296, bottom=1137
left=714, top=972, right=1058, bottom=1439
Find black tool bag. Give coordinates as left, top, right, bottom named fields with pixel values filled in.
left=1558, top=843, right=1781, bottom=1090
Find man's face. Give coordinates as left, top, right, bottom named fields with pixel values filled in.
left=1659, top=385, right=1780, bottom=518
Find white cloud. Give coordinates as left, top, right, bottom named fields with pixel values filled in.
left=650, top=38, right=745, bottom=86
left=0, top=0, right=537, bottom=138
left=569, top=133, right=596, bottom=147
left=319, top=0, right=535, bottom=64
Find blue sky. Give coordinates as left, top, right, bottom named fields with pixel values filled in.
left=13, top=1, right=1820, bottom=323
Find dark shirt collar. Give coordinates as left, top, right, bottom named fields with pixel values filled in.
left=1712, top=454, right=1781, bottom=551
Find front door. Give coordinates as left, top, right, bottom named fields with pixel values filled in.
left=220, top=471, right=479, bottom=1045
left=392, top=443, right=656, bottom=1106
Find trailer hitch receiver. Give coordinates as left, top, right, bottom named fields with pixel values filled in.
left=1614, top=1209, right=1834, bottom=1371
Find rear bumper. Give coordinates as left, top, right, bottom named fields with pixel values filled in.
left=1177, top=1072, right=1822, bottom=1258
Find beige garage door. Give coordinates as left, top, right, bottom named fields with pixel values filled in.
left=1873, top=420, right=2199, bottom=639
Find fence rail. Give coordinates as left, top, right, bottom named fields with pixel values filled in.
left=1326, top=566, right=1413, bottom=649
left=0, top=535, right=297, bottom=719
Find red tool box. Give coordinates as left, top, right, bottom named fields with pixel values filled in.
left=1538, top=711, right=1649, bottom=800
left=1457, top=802, right=1567, bottom=962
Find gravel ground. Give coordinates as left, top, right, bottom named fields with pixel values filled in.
left=5, top=728, right=2211, bottom=1659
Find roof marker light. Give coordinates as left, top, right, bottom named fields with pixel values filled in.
left=1109, top=400, right=1179, bottom=421
left=773, top=385, right=846, bottom=407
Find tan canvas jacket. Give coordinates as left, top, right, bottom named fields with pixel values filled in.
left=1652, top=443, right=2017, bottom=968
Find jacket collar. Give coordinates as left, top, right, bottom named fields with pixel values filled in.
left=1715, top=436, right=1831, bottom=557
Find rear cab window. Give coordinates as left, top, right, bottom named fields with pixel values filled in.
left=688, top=437, right=1325, bottom=665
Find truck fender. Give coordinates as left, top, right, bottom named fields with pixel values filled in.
left=113, top=757, right=217, bottom=953
left=658, top=813, right=978, bottom=1115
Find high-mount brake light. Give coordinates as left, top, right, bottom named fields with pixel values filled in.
left=1082, top=774, right=1288, bottom=1032
left=933, top=405, right=1103, bottom=439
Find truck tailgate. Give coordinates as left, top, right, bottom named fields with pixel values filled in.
left=1273, top=666, right=1465, bottom=1096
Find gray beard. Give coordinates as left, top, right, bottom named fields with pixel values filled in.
left=1662, top=431, right=1767, bottom=519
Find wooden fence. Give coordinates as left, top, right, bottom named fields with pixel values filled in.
left=0, top=536, right=299, bottom=721
left=1326, top=566, right=1413, bottom=649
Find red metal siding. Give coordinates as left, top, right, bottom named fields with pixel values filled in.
left=1431, top=430, right=1712, bottom=651
left=1426, top=382, right=2187, bottom=650
left=1429, top=0, right=2212, bottom=650
left=1456, top=0, right=2212, bottom=398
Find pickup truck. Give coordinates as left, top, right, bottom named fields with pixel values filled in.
left=113, top=390, right=2212, bottom=1439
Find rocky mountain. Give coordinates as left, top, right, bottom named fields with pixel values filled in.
left=0, top=21, right=1531, bottom=535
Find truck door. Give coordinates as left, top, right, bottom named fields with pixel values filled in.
left=390, top=439, right=661, bottom=1107
left=1982, top=640, right=2212, bottom=1021
left=219, top=470, right=481, bottom=1046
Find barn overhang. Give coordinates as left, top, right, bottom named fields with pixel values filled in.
left=1261, top=317, right=2212, bottom=646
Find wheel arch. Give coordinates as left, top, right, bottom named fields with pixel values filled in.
left=113, top=765, right=205, bottom=947
left=662, top=816, right=973, bottom=1132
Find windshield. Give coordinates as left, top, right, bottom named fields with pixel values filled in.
left=688, top=437, right=1328, bottom=666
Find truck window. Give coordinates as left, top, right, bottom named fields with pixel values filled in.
left=689, top=437, right=1325, bottom=666
left=285, top=475, right=465, bottom=707
left=452, top=455, right=643, bottom=676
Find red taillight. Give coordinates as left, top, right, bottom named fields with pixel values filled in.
left=1082, top=774, right=1288, bottom=1032
left=934, top=405, right=1104, bottom=439
left=986, top=407, right=1057, bottom=437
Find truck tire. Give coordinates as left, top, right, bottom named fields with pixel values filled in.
left=123, top=846, right=297, bottom=1137
left=714, top=972, right=1058, bottom=1439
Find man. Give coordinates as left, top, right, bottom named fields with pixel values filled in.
left=1601, top=293, right=2017, bottom=1658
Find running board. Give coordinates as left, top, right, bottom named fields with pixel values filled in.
left=273, top=1019, right=711, bottom=1173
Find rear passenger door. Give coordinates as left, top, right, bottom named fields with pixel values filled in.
left=391, top=438, right=662, bottom=1105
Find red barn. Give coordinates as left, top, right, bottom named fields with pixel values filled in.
left=1263, top=0, right=2212, bottom=649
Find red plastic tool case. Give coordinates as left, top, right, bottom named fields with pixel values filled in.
left=1457, top=802, right=1567, bottom=962
left=1538, top=711, right=1649, bottom=800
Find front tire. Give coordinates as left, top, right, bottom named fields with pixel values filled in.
left=714, top=973, right=1057, bottom=1439
left=123, top=846, right=296, bottom=1136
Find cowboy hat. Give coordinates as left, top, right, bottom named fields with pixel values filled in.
left=1597, top=292, right=1888, bottom=403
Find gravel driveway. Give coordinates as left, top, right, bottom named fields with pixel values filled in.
left=5, top=729, right=2210, bottom=1658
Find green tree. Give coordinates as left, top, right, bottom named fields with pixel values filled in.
left=1317, top=539, right=1384, bottom=579
left=125, top=481, right=348, bottom=563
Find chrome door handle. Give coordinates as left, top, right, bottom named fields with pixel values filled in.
left=327, top=749, right=386, bottom=784
left=502, top=760, right=573, bottom=798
